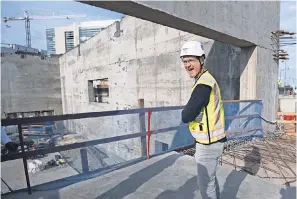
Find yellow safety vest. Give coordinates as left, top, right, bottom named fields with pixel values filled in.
left=189, top=71, right=226, bottom=144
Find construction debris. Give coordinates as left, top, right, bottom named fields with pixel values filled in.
left=27, top=160, right=43, bottom=173
left=42, top=155, right=66, bottom=171
left=57, top=134, right=77, bottom=146
left=276, top=112, right=296, bottom=137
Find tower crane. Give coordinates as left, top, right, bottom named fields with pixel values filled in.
left=2, top=9, right=86, bottom=47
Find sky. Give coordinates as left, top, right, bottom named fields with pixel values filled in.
left=279, top=1, right=296, bottom=87
left=1, top=1, right=124, bottom=48
left=1, top=1, right=296, bottom=86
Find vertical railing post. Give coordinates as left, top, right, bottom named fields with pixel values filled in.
left=147, top=109, right=152, bottom=159
left=18, top=124, right=32, bottom=195
left=80, top=148, right=89, bottom=173
left=295, top=102, right=297, bottom=135
left=138, top=99, right=147, bottom=157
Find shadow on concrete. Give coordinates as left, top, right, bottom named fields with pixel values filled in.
left=1, top=190, right=61, bottom=199
left=221, top=146, right=261, bottom=199
left=155, top=176, right=197, bottom=199
left=204, top=41, right=246, bottom=101
left=280, top=186, right=297, bottom=199
left=1, top=156, right=146, bottom=199
left=95, top=153, right=181, bottom=199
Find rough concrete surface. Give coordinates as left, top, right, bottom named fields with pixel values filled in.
left=1, top=54, right=62, bottom=117
left=80, top=1, right=279, bottom=48
left=2, top=152, right=295, bottom=199
left=1, top=153, right=78, bottom=193
left=59, top=12, right=279, bottom=161
left=74, top=1, right=280, bottom=133
left=255, top=47, right=279, bottom=132
left=1, top=135, right=126, bottom=195
left=59, top=15, right=243, bottom=160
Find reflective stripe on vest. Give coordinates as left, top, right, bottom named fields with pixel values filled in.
left=191, top=127, right=225, bottom=144
left=189, top=70, right=226, bottom=144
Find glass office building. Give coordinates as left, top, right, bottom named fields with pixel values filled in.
left=46, top=28, right=56, bottom=55
left=46, top=20, right=119, bottom=54
left=79, top=27, right=104, bottom=43
left=65, top=31, right=74, bottom=52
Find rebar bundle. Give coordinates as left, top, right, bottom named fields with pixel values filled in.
left=271, top=30, right=296, bottom=60
left=178, top=132, right=296, bottom=187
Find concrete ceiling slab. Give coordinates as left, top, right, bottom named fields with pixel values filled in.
left=77, top=1, right=260, bottom=48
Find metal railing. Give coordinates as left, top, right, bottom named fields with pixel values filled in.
left=1, top=99, right=263, bottom=195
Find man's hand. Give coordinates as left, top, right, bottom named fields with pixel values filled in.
left=5, top=142, right=18, bottom=152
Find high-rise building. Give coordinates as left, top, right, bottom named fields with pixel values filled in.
left=46, top=20, right=119, bottom=55
left=46, top=28, right=56, bottom=55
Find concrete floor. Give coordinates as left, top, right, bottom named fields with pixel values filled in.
left=1, top=145, right=125, bottom=194
left=2, top=152, right=296, bottom=199
left=1, top=153, right=79, bottom=194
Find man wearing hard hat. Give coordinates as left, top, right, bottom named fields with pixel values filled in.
left=180, top=41, right=227, bottom=199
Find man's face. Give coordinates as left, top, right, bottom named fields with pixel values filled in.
left=182, top=56, right=202, bottom=78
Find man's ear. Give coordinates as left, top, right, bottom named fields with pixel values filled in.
left=200, top=56, right=205, bottom=65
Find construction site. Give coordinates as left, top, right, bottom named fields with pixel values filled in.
left=1, top=1, right=296, bottom=199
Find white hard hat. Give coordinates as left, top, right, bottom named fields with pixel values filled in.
left=180, top=41, right=205, bottom=57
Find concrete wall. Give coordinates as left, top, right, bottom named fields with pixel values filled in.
left=1, top=54, right=62, bottom=118
left=59, top=16, right=242, bottom=160
left=81, top=1, right=280, bottom=133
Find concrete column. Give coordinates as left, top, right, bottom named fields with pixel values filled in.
left=240, top=46, right=278, bottom=132
left=255, top=47, right=278, bottom=132
left=240, top=46, right=257, bottom=100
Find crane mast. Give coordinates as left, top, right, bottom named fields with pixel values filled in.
left=24, top=10, right=31, bottom=47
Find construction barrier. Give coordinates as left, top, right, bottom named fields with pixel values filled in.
left=1, top=99, right=263, bottom=195
left=224, top=100, right=263, bottom=140
left=146, top=99, right=263, bottom=157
